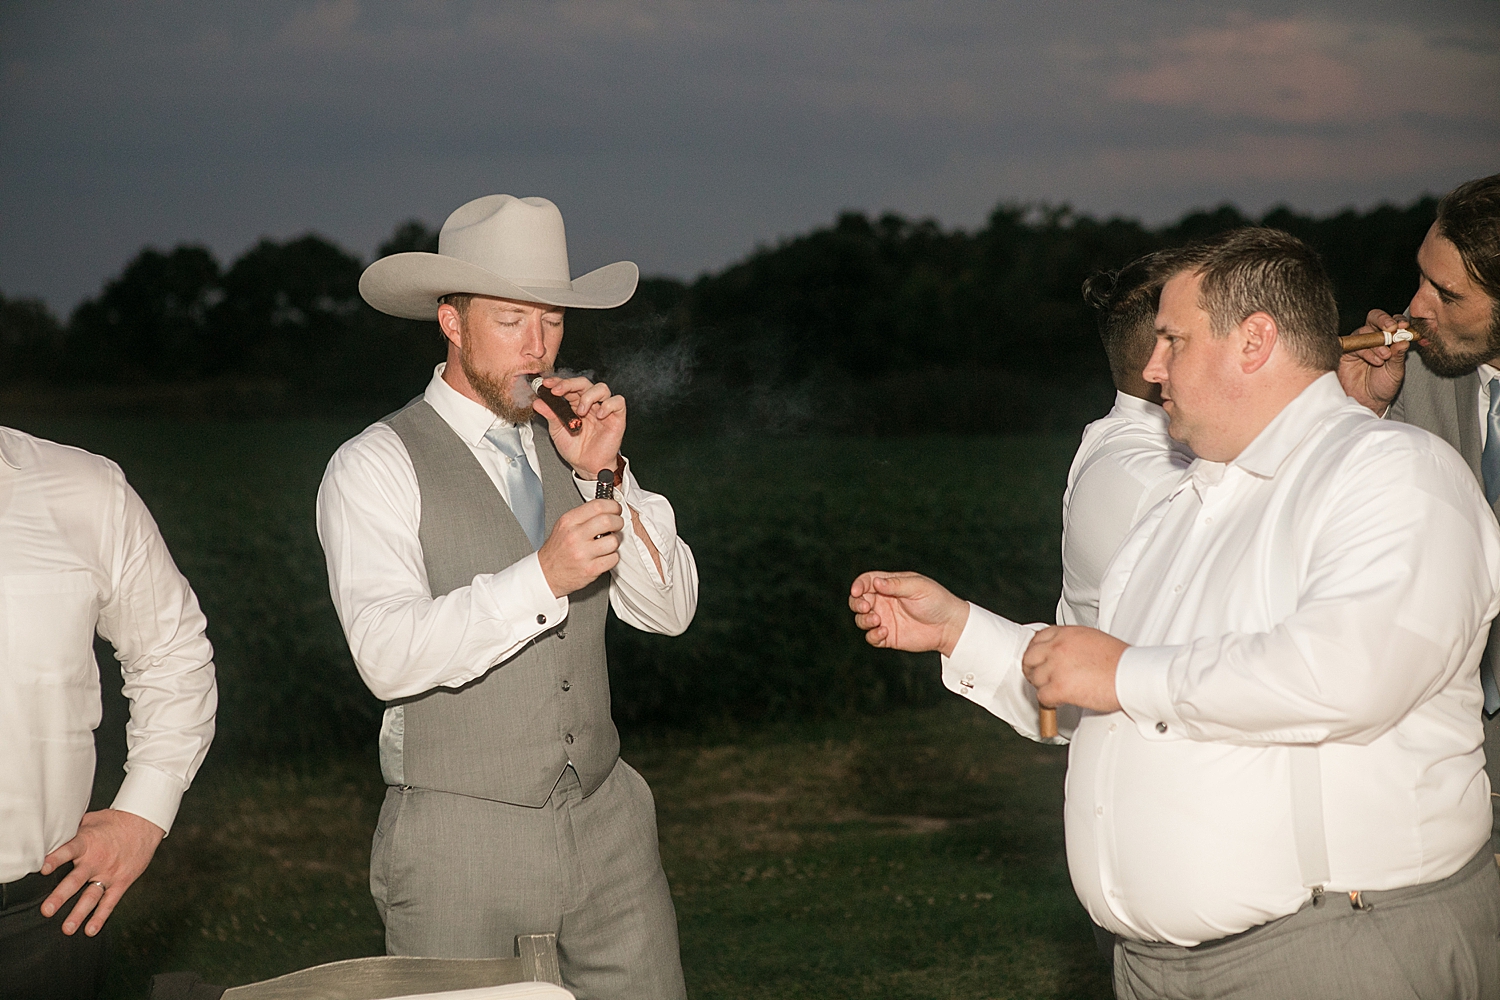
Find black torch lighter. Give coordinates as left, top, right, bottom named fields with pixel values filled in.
left=595, top=468, right=615, bottom=500
left=531, top=376, right=583, bottom=434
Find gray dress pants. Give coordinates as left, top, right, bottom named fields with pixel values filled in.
left=1114, top=846, right=1500, bottom=1000
left=370, top=759, right=686, bottom=1000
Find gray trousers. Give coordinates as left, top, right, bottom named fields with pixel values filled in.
left=1488, top=711, right=1500, bottom=846
left=1114, top=846, right=1500, bottom=1000
left=370, top=759, right=686, bottom=1000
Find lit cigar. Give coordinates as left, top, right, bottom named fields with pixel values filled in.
left=1340, top=328, right=1419, bottom=352
left=1039, top=706, right=1058, bottom=739
left=530, top=376, right=582, bottom=433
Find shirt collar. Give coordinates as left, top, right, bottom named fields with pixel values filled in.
left=1109, top=390, right=1170, bottom=430
left=422, top=363, right=517, bottom=447
left=1232, top=371, right=1353, bottom=480
left=1479, top=363, right=1499, bottom=387
left=0, top=427, right=20, bottom=470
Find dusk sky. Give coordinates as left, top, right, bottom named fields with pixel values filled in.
left=2, top=1, right=1497, bottom=314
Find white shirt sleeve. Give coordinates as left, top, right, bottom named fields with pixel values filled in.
left=940, top=604, right=1073, bottom=743
left=95, top=473, right=217, bottom=836
left=1116, top=438, right=1500, bottom=746
left=571, top=457, right=698, bottom=636
left=316, top=424, right=567, bottom=701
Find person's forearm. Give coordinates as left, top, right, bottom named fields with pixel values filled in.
left=576, top=463, right=699, bottom=635
left=342, top=555, right=565, bottom=700
left=608, top=499, right=698, bottom=634
left=102, top=487, right=219, bottom=836
left=942, top=604, right=1066, bottom=742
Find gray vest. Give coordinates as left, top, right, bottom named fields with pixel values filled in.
left=380, top=398, right=618, bottom=807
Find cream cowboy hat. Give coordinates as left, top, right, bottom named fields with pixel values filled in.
left=359, top=194, right=639, bottom=319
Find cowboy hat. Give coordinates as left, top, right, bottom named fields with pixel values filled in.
left=359, top=195, right=639, bottom=319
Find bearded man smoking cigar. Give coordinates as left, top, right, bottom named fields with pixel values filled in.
left=851, top=229, right=1500, bottom=998
left=1338, top=173, right=1500, bottom=850
left=317, top=195, right=698, bottom=1000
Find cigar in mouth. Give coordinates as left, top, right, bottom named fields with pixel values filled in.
left=1340, top=328, right=1419, bottom=353
left=530, top=376, right=583, bottom=433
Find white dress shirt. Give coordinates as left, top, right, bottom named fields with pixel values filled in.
left=943, top=373, right=1499, bottom=946
left=1058, top=391, right=1193, bottom=628
left=0, top=427, right=217, bottom=882
left=316, top=365, right=698, bottom=704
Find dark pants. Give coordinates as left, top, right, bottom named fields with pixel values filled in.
left=1114, top=846, right=1500, bottom=1000
left=0, top=863, right=109, bottom=1000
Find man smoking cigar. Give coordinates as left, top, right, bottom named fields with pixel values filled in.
left=1338, top=173, right=1500, bottom=848
left=317, top=195, right=698, bottom=1000
left=851, top=229, right=1500, bottom=997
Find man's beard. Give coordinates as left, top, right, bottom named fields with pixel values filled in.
left=459, top=343, right=536, bottom=424
left=1413, top=306, right=1500, bottom=378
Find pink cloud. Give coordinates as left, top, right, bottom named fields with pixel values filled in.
left=1106, top=17, right=1499, bottom=127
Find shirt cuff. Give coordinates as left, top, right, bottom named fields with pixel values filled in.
left=572, top=456, right=631, bottom=502
left=1114, top=643, right=1187, bottom=740
left=940, top=604, right=1053, bottom=734
left=472, top=551, right=569, bottom=634
left=110, top=764, right=186, bottom=837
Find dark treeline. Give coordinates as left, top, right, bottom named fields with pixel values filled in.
left=1, top=197, right=1436, bottom=432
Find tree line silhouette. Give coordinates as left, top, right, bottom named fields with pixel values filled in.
left=0, top=197, right=1437, bottom=432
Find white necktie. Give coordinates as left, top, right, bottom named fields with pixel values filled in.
left=484, top=424, right=546, bottom=549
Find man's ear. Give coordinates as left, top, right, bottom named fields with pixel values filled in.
left=1239, top=312, right=1278, bottom=374
left=436, top=303, right=465, bottom=351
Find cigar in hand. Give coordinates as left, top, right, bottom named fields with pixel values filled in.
left=1039, top=706, right=1058, bottom=739
left=531, top=376, right=583, bottom=433
left=1340, top=328, right=1419, bottom=352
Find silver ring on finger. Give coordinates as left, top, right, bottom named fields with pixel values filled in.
left=88, top=880, right=107, bottom=892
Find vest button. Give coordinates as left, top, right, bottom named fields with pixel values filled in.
left=565, top=734, right=575, bottom=745
left=561, top=680, right=571, bottom=691
left=537, top=613, right=547, bottom=625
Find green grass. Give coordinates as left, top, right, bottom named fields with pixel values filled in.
left=0, top=416, right=1101, bottom=998
left=96, top=702, right=1108, bottom=999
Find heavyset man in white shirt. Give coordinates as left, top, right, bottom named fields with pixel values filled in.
left=318, top=195, right=697, bottom=1000
left=0, top=426, right=217, bottom=1000
left=851, top=228, right=1500, bottom=998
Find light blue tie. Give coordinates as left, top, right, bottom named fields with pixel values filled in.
left=1482, top=378, right=1500, bottom=715
left=484, top=424, right=546, bottom=549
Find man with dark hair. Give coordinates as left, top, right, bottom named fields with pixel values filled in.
left=1339, top=173, right=1500, bottom=845
left=1062, top=254, right=1193, bottom=630
left=1066, top=252, right=1195, bottom=965
left=854, top=227, right=1500, bottom=997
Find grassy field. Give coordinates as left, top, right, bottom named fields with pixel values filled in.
left=1, top=416, right=1101, bottom=998
left=97, top=704, right=1108, bottom=999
